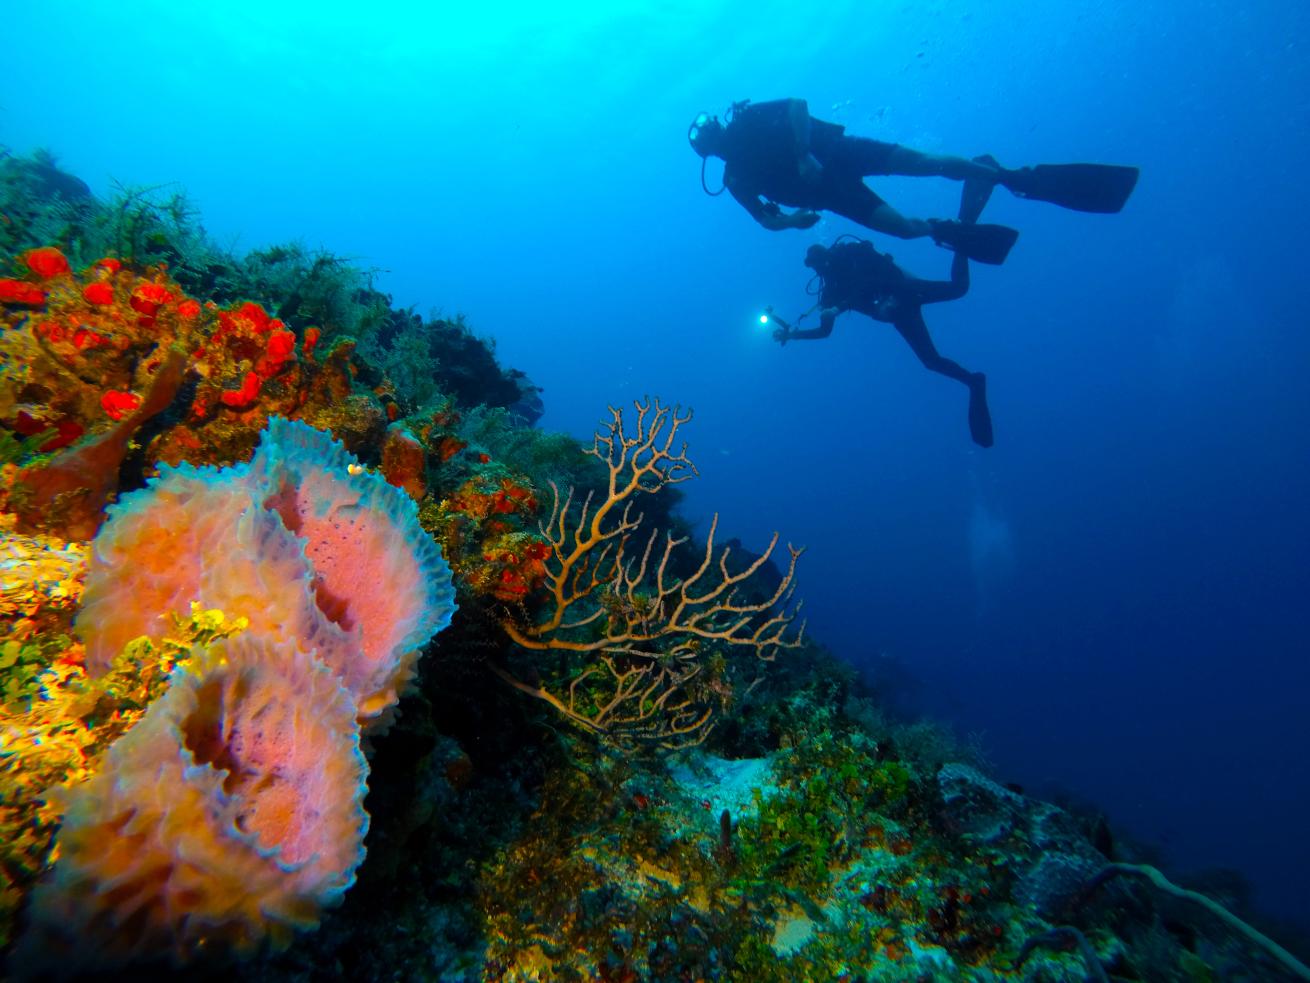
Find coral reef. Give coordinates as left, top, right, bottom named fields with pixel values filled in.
left=1, top=542, right=246, bottom=951
left=0, top=248, right=379, bottom=536
left=15, top=639, right=369, bottom=972
left=380, top=421, right=427, bottom=500
left=77, top=417, right=457, bottom=722
left=11, top=417, right=456, bottom=972
left=0, top=147, right=533, bottom=422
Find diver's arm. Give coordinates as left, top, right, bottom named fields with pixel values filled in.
left=728, top=181, right=820, bottom=230
left=777, top=308, right=839, bottom=343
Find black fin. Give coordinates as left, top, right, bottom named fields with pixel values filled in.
left=933, top=221, right=1019, bottom=266
left=1003, top=163, right=1139, bottom=214
left=960, top=154, right=1000, bottom=223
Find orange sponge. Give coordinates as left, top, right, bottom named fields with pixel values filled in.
left=77, top=467, right=269, bottom=674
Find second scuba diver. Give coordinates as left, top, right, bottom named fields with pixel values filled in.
left=766, top=178, right=998, bottom=447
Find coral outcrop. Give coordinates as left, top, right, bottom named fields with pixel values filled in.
left=14, top=417, right=456, bottom=974
left=76, top=417, right=454, bottom=726
left=15, top=639, right=369, bottom=971
left=0, top=248, right=396, bottom=540
left=6, top=163, right=1304, bottom=983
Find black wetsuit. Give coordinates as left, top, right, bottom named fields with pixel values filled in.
left=818, top=240, right=968, bottom=317
left=804, top=240, right=994, bottom=447
left=722, top=100, right=900, bottom=220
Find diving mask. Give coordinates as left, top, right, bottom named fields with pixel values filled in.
left=687, top=112, right=718, bottom=155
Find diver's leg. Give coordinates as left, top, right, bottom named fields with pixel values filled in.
left=821, top=180, right=932, bottom=238
left=882, top=145, right=999, bottom=181
left=825, top=136, right=996, bottom=181
left=894, top=310, right=993, bottom=447
left=912, top=252, right=970, bottom=305
left=893, top=309, right=974, bottom=383
left=864, top=203, right=934, bottom=239
left=826, top=183, right=1016, bottom=265
left=949, top=249, right=970, bottom=295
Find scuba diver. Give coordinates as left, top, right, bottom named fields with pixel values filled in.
left=688, top=98, right=1139, bottom=266
left=766, top=180, right=998, bottom=447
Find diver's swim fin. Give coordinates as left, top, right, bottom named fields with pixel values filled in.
left=960, top=154, right=999, bottom=223
left=968, top=373, right=994, bottom=448
left=1002, top=163, right=1139, bottom=214
left=930, top=220, right=1019, bottom=266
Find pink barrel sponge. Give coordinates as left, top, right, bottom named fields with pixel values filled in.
left=15, top=637, right=369, bottom=972
left=20, top=418, right=458, bottom=971
left=76, top=416, right=456, bottom=725
left=247, top=417, right=455, bottom=719
left=75, top=464, right=314, bottom=673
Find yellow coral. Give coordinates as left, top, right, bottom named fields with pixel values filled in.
left=0, top=524, right=86, bottom=622
left=14, top=636, right=368, bottom=972
left=0, top=605, right=246, bottom=949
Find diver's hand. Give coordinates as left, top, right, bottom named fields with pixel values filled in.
left=788, top=210, right=821, bottom=230
left=757, top=201, right=789, bottom=231
left=772, top=326, right=789, bottom=345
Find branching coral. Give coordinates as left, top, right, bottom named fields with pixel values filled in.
left=492, top=398, right=805, bottom=750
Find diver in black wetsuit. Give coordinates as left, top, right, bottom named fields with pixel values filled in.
left=767, top=185, right=996, bottom=447
left=688, top=98, right=1138, bottom=266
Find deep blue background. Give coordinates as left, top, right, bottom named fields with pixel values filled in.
left=5, top=0, right=1308, bottom=928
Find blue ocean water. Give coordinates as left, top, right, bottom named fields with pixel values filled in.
left=5, top=0, right=1307, bottom=934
